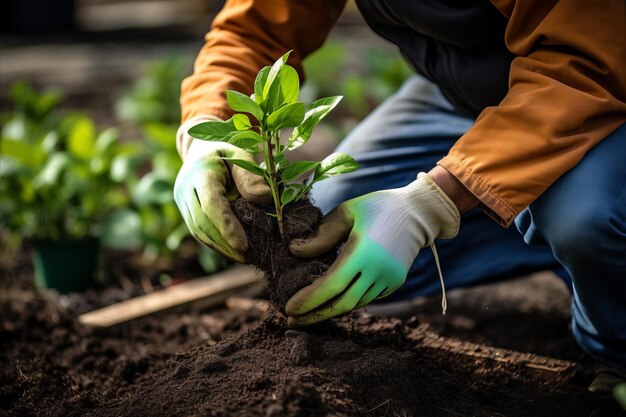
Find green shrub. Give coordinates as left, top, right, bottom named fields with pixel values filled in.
left=113, top=58, right=224, bottom=271
left=303, top=43, right=413, bottom=119
left=1, top=82, right=132, bottom=245
left=115, top=56, right=187, bottom=125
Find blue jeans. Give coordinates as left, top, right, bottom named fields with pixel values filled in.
left=312, top=76, right=626, bottom=369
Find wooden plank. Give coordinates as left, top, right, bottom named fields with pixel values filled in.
left=415, top=329, right=576, bottom=381
left=225, top=295, right=270, bottom=313
left=79, top=265, right=259, bottom=328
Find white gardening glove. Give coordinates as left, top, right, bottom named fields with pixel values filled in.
left=174, top=116, right=271, bottom=262
left=286, top=173, right=460, bottom=326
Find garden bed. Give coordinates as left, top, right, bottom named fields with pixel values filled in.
left=1, top=268, right=620, bottom=417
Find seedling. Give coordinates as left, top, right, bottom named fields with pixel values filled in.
left=188, top=51, right=359, bottom=239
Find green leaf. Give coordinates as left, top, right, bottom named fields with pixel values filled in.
left=0, top=139, right=46, bottom=170
left=228, top=131, right=265, bottom=149
left=265, top=77, right=284, bottom=114
left=153, top=153, right=182, bottom=177
left=254, top=66, right=271, bottom=105
left=263, top=51, right=291, bottom=98
left=281, top=160, right=319, bottom=183
left=309, top=95, right=343, bottom=112
left=35, top=90, right=62, bottom=116
left=266, top=102, right=305, bottom=131
left=133, top=172, right=173, bottom=205
left=68, top=116, right=96, bottom=160
left=94, top=128, right=119, bottom=155
left=314, top=152, right=359, bottom=181
left=188, top=119, right=237, bottom=141
left=41, top=132, right=60, bottom=153
left=287, top=96, right=342, bottom=150
left=221, top=157, right=265, bottom=177
left=279, top=65, right=300, bottom=104
left=110, top=144, right=145, bottom=182
left=33, top=153, right=70, bottom=189
left=166, top=223, right=190, bottom=252
left=280, top=185, right=301, bottom=206
left=265, top=64, right=300, bottom=113
left=226, top=90, right=263, bottom=120
left=101, top=208, right=143, bottom=250
left=198, top=245, right=226, bottom=274
left=232, top=113, right=252, bottom=131
left=110, top=155, right=141, bottom=182
left=143, top=123, right=178, bottom=151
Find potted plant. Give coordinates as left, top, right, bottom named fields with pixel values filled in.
left=1, top=83, right=131, bottom=292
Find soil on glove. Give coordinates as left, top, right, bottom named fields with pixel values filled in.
left=232, top=197, right=337, bottom=310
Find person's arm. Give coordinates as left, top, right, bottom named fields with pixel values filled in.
left=428, top=166, right=479, bottom=214
left=438, top=0, right=626, bottom=226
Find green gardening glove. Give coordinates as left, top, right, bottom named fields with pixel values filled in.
left=286, top=173, right=460, bottom=327
left=174, top=117, right=271, bottom=262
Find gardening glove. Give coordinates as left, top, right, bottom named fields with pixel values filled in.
left=286, top=173, right=460, bottom=327
left=174, top=116, right=271, bottom=263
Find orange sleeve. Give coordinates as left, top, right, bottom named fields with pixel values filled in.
left=438, top=0, right=626, bottom=226
left=180, top=0, right=346, bottom=124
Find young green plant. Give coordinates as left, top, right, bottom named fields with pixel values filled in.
left=188, top=51, right=359, bottom=239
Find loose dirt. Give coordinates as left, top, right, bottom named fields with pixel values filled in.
left=1, top=293, right=620, bottom=417
left=1, top=201, right=621, bottom=416
left=232, top=197, right=337, bottom=310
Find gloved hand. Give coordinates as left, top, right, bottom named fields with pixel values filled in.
left=174, top=117, right=271, bottom=262
left=286, top=172, right=460, bottom=327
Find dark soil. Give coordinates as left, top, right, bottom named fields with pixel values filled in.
left=1, top=292, right=620, bottom=417
left=232, top=197, right=337, bottom=310
left=94, top=313, right=620, bottom=417
left=0, top=204, right=620, bottom=416
left=0, top=290, right=263, bottom=417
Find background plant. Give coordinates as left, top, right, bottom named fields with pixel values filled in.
left=188, top=52, right=359, bottom=238
left=115, top=55, right=186, bottom=126
left=1, top=82, right=131, bottom=246
left=111, top=59, right=224, bottom=272
left=302, top=42, right=413, bottom=119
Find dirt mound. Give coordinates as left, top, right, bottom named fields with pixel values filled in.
left=1, top=291, right=620, bottom=417
left=94, top=313, right=617, bottom=417
left=0, top=292, right=262, bottom=416
left=2, top=200, right=620, bottom=417
left=232, top=197, right=337, bottom=310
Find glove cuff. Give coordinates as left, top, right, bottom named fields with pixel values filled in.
left=177, top=115, right=223, bottom=160
left=405, top=173, right=461, bottom=242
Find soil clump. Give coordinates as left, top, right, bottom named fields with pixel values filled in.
left=232, top=197, right=336, bottom=310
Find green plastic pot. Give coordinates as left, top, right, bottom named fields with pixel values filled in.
left=32, top=237, right=99, bottom=293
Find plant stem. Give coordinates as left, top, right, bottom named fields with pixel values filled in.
left=264, top=133, right=284, bottom=240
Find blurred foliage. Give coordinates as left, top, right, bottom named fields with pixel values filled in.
left=1, top=75, right=224, bottom=275
left=303, top=42, right=413, bottom=119
left=115, top=56, right=186, bottom=125
left=112, top=58, right=224, bottom=271
left=0, top=82, right=132, bottom=244
left=106, top=122, right=189, bottom=262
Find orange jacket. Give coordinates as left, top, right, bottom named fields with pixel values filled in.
left=180, top=0, right=626, bottom=226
